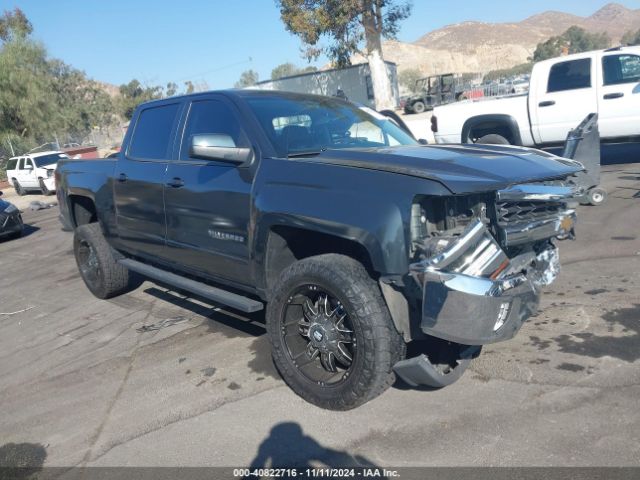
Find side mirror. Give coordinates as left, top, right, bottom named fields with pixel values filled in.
left=418, top=138, right=428, bottom=145
left=189, top=134, right=252, bottom=165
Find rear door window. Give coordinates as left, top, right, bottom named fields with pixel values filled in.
left=603, top=54, right=640, bottom=85
left=128, top=103, right=180, bottom=160
left=547, top=58, right=592, bottom=93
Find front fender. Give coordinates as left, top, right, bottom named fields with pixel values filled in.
left=251, top=158, right=450, bottom=287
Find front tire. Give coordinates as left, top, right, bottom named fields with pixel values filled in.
left=73, top=223, right=134, bottom=299
left=587, top=187, right=607, bottom=206
left=267, top=254, right=405, bottom=410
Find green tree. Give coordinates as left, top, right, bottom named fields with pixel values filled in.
left=483, top=63, right=533, bottom=82
left=622, top=28, right=640, bottom=46
left=532, top=26, right=610, bottom=62
left=235, top=69, right=259, bottom=88
left=117, top=79, right=163, bottom=119
left=270, top=62, right=318, bottom=80
left=277, top=0, right=412, bottom=109
left=0, top=7, right=32, bottom=42
left=398, top=68, right=422, bottom=94
left=271, top=62, right=298, bottom=80
left=0, top=8, right=117, bottom=160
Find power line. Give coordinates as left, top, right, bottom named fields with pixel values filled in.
left=172, top=57, right=253, bottom=83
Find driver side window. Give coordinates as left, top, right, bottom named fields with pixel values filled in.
left=180, top=99, right=248, bottom=161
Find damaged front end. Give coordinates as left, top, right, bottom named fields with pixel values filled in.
left=407, top=183, right=577, bottom=345
left=393, top=183, right=577, bottom=387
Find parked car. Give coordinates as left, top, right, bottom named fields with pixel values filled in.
left=509, top=78, right=530, bottom=94
left=57, top=90, right=581, bottom=410
left=5, top=151, right=69, bottom=196
left=431, top=46, right=640, bottom=146
left=0, top=191, right=23, bottom=240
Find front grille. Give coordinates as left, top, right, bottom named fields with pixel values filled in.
left=496, top=201, right=565, bottom=226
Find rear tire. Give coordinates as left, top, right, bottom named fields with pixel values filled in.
left=39, top=178, right=53, bottom=196
left=476, top=134, right=510, bottom=145
left=266, top=254, right=405, bottom=410
left=73, top=223, right=134, bottom=299
left=13, top=180, right=25, bottom=196
left=412, top=101, right=426, bottom=114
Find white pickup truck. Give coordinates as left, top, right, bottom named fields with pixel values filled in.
left=432, top=46, right=640, bottom=146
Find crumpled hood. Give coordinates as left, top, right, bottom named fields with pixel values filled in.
left=300, top=144, right=583, bottom=194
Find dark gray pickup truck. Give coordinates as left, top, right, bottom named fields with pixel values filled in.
left=56, top=90, right=582, bottom=410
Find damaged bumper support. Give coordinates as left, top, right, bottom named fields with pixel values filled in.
left=395, top=219, right=564, bottom=387
left=408, top=219, right=563, bottom=345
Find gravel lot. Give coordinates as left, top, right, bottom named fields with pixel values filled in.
left=0, top=159, right=639, bottom=469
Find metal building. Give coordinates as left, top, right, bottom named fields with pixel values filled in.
left=251, top=61, right=400, bottom=108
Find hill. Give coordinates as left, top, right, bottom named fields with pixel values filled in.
left=366, top=3, right=640, bottom=76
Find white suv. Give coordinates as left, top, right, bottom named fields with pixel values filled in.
left=5, top=151, right=69, bottom=196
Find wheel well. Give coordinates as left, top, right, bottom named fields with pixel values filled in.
left=265, top=226, right=375, bottom=294
left=69, top=195, right=97, bottom=227
left=461, top=115, right=523, bottom=145
left=469, top=122, right=514, bottom=143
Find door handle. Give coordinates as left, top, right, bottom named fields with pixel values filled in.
left=603, top=92, right=624, bottom=100
left=539, top=100, right=556, bottom=107
left=117, top=173, right=127, bottom=183
left=167, top=177, right=185, bottom=188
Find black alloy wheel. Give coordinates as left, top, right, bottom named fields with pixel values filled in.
left=281, top=285, right=356, bottom=386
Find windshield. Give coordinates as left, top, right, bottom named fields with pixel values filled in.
left=245, top=95, right=417, bottom=157
left=33, top=153, right=67, bottom=167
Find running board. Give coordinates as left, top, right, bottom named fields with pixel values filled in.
left=118, top=258, right=263, bottom=313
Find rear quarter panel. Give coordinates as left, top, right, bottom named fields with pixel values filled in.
left=57, top=159, right=117, bottom=236
left=434, top=95, right=533, bottom=145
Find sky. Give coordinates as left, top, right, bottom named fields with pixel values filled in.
left=6, top=0, right=640, bottom=89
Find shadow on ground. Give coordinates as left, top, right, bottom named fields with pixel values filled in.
left=248, top=422, right=376, bottom=475
left=0, top=442, right=47, bottom=479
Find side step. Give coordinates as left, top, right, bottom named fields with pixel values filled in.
left=118, top=258, right=263, bottom=313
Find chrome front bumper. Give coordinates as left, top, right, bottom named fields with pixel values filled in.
left=410, top=220, right=561, bottom=345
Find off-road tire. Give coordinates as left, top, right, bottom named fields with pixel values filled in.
left=73, top=223, right=133, bottom=299
left=266, top=254, right=406, bottom=410
left=39, top=178, right=53, bottom=196
left=476, top=134, right=510, bottom=145
left=13, top=180, right=25, bottom=196
left=412, top=101, right=426, bottom=114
